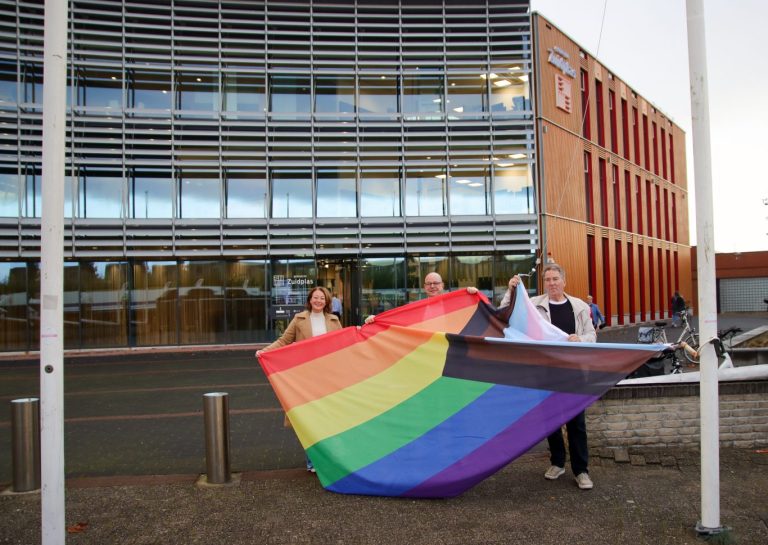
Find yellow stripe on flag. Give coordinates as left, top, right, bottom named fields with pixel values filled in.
left=288, top=332, right=449, bottom=448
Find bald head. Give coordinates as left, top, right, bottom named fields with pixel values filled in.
left=423, top=272, right=444, bottom=298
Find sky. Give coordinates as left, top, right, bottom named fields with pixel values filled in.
left=530, top=0, right=767, bottom=254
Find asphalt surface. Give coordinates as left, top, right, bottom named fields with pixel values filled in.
left=0, top=312, right=766, bottom=544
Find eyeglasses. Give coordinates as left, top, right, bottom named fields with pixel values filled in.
left=424, top=282, right=443, bottom=287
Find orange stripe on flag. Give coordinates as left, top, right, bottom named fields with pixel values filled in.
left=270, top=326, right=435, bottom=411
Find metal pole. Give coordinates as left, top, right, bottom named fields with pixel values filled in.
left=40, top=0, right=68, bottom=542
left=686, top=0, right=723, bottom=536
left=203, top=392, right=231, bottom=484
left=11, top=398, right=41, bottom=493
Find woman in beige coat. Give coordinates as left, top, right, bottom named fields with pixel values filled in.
left=257, top=286, right=341, bottom=354
left=255, top=286, right=341, bottom=472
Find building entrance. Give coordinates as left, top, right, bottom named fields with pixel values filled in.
left=316, top=258, right=359, bottom=327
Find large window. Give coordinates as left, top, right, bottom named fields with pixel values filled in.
left=128, top=70, right=172, bottom=112
left=223, top=73, right=265, bottom=117
left=0, top=61, right=17, bottom=107
left=314, top=76, right=355, bottom=117
left=78, top=168, right=123, bottom=218
left=270, top=259, right=316, bottom=336
left=452, top=255, right=493, bottom=297
left=405, top=169, right=445, bottom=216
left=0, top=168, right=19, bottom=217
left=177, top=72, right=218, bottom=116
left=22, top=167, right=41, bottom=218
left=131, top=261, right=178, bottom=346
left=22, top=63, right=44, bottom=106
left=130, top=169, right=173, bottom=219
left=360, top=168, right=401, bottom=217
left=270, top=75, right=311, bottom=119
left=76, top=67, right=122, bottom=110
left=179, top=169, right=220, bottom=218
left=450, top=168, right=488, bottom=215
left=489, top=67, right=529, bottom=114
left=0, top=262, right=28, bottom=351
left=360, top=257, right=406, bottom=320
left=226, top=170, right=267, bottom=218
left=63, top=263, right=80, bottom=349
left=494, top=254, right=536, bottom=302
left=316, top=169, right=356, bottom=218
left=446, top=75, right=487, bottom=119
left=226, top=260, right=268, bottom=343
left=179, top=260, right=225, bottom=345
left=494, top=165, right=533, bottom=215
left=359, top=76, right=398, bottom=118
left=271, top=170, right=312, bottom=218
left=402, top=75, right=443, bottom=120
left=80, top=262, right=128, bottom=348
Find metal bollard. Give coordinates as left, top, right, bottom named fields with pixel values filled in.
left=11, top=398, right=41, bottom=493
left=203, top=392, right=231, bottom=484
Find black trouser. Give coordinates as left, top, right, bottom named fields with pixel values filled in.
left=547, top=410, right=589, bottom=475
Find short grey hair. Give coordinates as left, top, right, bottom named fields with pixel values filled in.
left=542, top=263, right=565, bottom=280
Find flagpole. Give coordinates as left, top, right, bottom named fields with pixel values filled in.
left=40, top=0, right=68, bottom=543
left=685, top=0, right=728, bottom=539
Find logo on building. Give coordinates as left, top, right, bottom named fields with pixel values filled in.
left=547, top=46, right=577, bottom=78
left=555, top=74, right=572, bottom=113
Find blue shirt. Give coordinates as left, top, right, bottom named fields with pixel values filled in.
left=588, top=302, right=604, bottom=327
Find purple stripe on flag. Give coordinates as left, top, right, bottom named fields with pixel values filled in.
left=404, top=391, right=594, bottom=498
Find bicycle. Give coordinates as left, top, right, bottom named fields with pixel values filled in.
left=634, top=320, right=738, bottom=377
left=670, top=309, right=700, bottom=365
left=635, top=317, right=699, bottom=375
left=717, top=326, right=742, bottom=354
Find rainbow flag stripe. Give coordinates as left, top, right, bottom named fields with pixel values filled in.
left=259, top=288, right=660, bottom=497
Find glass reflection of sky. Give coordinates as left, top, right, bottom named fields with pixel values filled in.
left=405, top=174, right=444, bottom=216
left=450, top=174, right=487, bottom=215
left=317, top=174, right=356, bottom=217
left=495, top=166, right=534, bottom=214
left=79, top=175, right=122, bottom=218
left=361, top=175, right=400, bottom=217
left=181, top=177, right=220, bottom=218
left=0, top=173, right=19, bottom=217
left=132, top=176, right=173, bottom=218
left=272, top=175, right=312, bottom=218
left=227, top=176, right=267, bottom=218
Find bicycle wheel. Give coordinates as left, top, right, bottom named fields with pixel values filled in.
left=678, top=332, right=700, bottom=364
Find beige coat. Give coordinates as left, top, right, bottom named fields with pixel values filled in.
left=529, top=293, right=596, bottom=342
left=259, top=310, right=341, bottom=427
left=261, top=310, right=342, bottom=352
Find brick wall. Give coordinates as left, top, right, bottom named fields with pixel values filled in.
left=587, top=380, right=768, bottom=449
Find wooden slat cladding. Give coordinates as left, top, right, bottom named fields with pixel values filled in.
left=533, top=13, right=692, bottom=323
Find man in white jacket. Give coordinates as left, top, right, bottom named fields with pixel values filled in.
left=504, top=264, right=596, bottom=490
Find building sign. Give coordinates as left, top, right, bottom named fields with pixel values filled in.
left=270, top=274, right=314, bottom=319
left=555, top=74, right=572, bottom=113
left=547, top=46, right=577, bottom=78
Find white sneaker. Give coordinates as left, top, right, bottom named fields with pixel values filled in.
left=575, top=472, right=593, bottom=490
left=544, top=465, right=565, bottom=480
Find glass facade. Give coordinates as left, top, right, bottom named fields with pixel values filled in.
left=0, top=0, right=538, bottom=351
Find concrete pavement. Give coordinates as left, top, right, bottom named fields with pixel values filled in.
left=1, top=448, right=767, bottom=544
